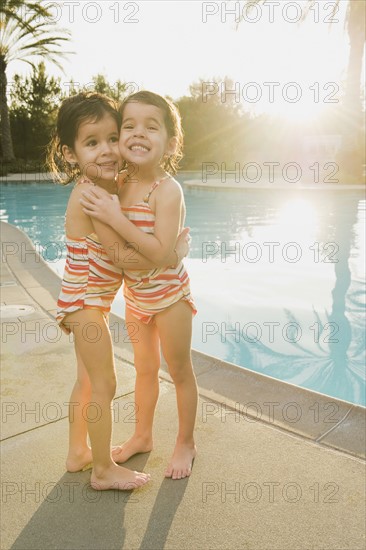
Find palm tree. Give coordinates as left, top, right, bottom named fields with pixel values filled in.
left=238, top=0, right=366, bottom=182
left=0, top=0, right=71, bottom=160
left=336, top=0, right=366, bottom=181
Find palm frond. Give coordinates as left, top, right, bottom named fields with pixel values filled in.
left=0, top=1, right=55, bottom=36
left=0, top=0, right=73, bottom=73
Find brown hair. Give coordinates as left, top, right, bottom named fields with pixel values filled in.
left=46, top=91, right=121, bottom=185
left=119, top=90, right=183, bottom=174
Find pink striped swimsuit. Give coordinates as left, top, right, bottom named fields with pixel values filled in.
left=56, top=178, right=123, bottom=333
left=122, top=179, right=197, bottom=324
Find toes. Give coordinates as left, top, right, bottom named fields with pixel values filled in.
left=166, top=463, right=192, bottom=479
left=135, top=472, right=151, bottom=484
left=135, top=475, right=150, bottom=487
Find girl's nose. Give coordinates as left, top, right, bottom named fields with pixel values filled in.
left=133, top=126, right=146, bottom=138
left=101, top=141, right=114, bottom=154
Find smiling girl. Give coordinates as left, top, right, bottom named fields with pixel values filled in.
left=80, top=91, right=198, bottom=480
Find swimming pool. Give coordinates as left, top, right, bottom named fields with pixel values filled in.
left=1, top=177, right=365, bottom=406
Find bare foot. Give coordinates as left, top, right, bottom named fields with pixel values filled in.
left=91, top=463, right=151, bottom=491
left=164, top=442, right=197, bottom=480
left=112, top=435, right=153, bottom=463
left=66, top=447, right=93, bottom=472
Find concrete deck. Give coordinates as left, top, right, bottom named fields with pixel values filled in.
left=1, top=221, right=365, bottom=550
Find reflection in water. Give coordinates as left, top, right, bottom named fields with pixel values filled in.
left=209, top=191, right=364, bottom=405
left=184, top=184, right=365, bottom=405
left=1, top=181, right=365, bottom=405
left=327, top=196, right=364, bottom=403
left=328, top=199, right=353, bottom=395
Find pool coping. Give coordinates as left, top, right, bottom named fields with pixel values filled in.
left=183, top=179, right=366, bottom=190
left=1, top=220, right=365, bottom=460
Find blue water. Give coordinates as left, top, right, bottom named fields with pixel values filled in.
left=1, top=177, right=365, bottom=406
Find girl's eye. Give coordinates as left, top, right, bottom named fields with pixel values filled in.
left=148, top=126, right=158, bottom=131
left=87, top=140, right=97, bottom=147
left=122, top=124, right=133, bottom=130
left=110, top=137, right=118, bottom=143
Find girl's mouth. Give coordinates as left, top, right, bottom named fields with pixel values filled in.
left=129, top=144, right=150, bottom=152
left=98, top=161, right=118, bottom=168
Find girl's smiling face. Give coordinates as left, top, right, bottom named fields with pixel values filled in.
left=119, top=102, right=177, bottom=172
left=62, top=112, right=121, bottom=184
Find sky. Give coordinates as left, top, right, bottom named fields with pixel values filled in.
left=7, top=0, right=364, bottom=121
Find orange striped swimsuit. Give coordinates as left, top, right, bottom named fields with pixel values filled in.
left=122, top=179, right=197, bottom=324
left=56, top=180, right=123, bottom=334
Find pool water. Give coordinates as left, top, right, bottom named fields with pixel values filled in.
left=1, top=177, right=365, bottom=406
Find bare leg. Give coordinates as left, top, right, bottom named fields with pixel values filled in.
left=66, top=347, right=93, bottom=472
left=64, top=309, right=150, bottom=490
left=113, top=308, right=160, bottom=463
left=155, top=300, right=198, bottom=479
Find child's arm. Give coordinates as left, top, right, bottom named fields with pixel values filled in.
left=91, top=218, right=189, bottom=269
left=70, top=182, right=188, bottom=269
left=80, top=180, right=183, bottom=265
left=92, top=219, right=157, bottom=269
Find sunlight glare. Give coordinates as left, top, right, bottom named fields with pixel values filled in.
left=277, top=198, right=317, bottom=229
left=273, top=98, right=328, bottom=123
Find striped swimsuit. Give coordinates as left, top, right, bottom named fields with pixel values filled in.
left=122, top=179, right=197, bottom=324
left=56, top=180, right=123, bottom=333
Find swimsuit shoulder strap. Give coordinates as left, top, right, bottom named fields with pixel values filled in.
left=143, top=175, right=170, bottom=204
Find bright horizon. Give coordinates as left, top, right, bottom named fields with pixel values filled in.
left=7, top=1, right=364, bottom=121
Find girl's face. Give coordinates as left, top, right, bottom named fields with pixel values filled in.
left=63, top=112, right=121, bottom=184
left=119, top=102, right=176, bottom=172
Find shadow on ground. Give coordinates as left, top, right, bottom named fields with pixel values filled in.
left=10, top=453, right=189, bottom=550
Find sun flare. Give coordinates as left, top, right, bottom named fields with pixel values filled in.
left=273, top=99, right=327, bottom=123
left=278, top=198, right=317, bottom=228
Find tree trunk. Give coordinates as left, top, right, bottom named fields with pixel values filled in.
left=337, top=1, right=366, bottom=183
left=0, top=56, right=15, bottom=161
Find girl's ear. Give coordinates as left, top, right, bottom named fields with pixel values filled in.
left=165, top=136, right=178, bottom=157
left=62, top=145, right=77, bottom=165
